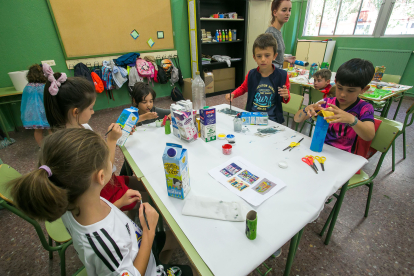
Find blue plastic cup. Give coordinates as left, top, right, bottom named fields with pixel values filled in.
left=310, top=116, right=329, bottom=152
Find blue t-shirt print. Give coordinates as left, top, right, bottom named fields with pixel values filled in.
left=252, top=77, right=275, bottom=113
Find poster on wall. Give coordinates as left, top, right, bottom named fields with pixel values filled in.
left=209, top=157, right=286, bottom=206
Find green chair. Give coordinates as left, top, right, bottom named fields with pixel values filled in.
left=309, top=87, right=324, bottom=104
left=319, top=122, right=400, bottom=245
left=72, top=266, right=87, bottom=276
left=283, top=93, right=304, bottom=131
left=290, top=83, right=303, bottom=96
left=374, top=102, right=414, bottom=172
left=0, top=164, right=73, bottom=276
left=381, top=74, right=404, bottom=120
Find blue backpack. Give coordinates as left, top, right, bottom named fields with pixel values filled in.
left=114, top=53, right=140, bottom=66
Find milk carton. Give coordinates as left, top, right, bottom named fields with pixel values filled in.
left=199, top=107, right=216, bottom=142
left=240, top=112, right=268, bottom=125
left=170, top=104, right=183, bottom=139
left=116, top=106, right=139, bottom=146
left=162, top=143, right=190, bottom=199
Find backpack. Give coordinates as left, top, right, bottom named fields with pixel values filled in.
left=74, top=62, right=93, bottom=84
left=136, top=58, right=155, bottom=85
left=171, top=87, right=184, bottom=101
left=161, top=59, right=173, bottom=79
left=156, top=63, right=168, bottom=84
left=114, top=52, right=140, bottom=66
left=174, top=56, right=184, bottom=87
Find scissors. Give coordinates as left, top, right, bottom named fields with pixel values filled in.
left=302, top=156, right=318, bottom=174
left=314, top=156, right=326, bottom=171
left=305, top=155, right=319, bottom=172
left=283, top=138, right=304, bottom=151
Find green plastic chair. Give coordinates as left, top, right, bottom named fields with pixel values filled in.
left=72, top=266, right=87, bottom=276
left=319, top=122, right=400, bottom=245
left=374, top=102, right=414, bottom=172
left=290, top=83, right=303, bottom=96
left=381, top=74, right=404, bottom=120
left=283, top=93, right=304, bottom=131
left=0, top=164, right=73, bottom=276
left=309, top=87, right=324, bottom=104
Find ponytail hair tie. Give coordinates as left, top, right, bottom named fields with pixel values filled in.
left=39, top=165, right=53, bottom=177
left=42, top=63, right=67, bottom=96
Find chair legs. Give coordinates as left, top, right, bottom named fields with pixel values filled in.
left=403, top=131, right=406, bottom=159
left=49, top=236, right=53, bottom=260
left=393, top=94, right=404, bottom=120
left=365, top=182, right=374, bottom=218
left=392, top=140, right=395, bottom=172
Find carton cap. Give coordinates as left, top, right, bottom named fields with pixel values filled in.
left=167, top=148, right=177, bottom=157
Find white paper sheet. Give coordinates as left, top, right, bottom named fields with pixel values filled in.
left=209, top=156, right=286, bottom=206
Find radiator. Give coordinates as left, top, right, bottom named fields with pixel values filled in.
left=332, top=47, right=412, bottom=78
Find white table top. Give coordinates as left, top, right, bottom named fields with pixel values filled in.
left=123, top=104, right=368, bottom=276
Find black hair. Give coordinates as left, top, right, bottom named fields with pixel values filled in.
left=44, top=74, right=96, bottom=129
left=335, top=58, right=375, bottom=89
left=131, top=82, right=156, bottom=107
left=253, top=33, right=278, bottom=56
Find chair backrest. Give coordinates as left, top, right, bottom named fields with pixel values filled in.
left=290, top=83, right=303, bottom=95
left=370, top=121, right=400, bottom=153
left=381, top=74, right=401, bottom=84
left=283, top=93, right=304, bottom=115
left=0, top=164, right=21, bottom=204
left=310, top=87, right=324, bottom=104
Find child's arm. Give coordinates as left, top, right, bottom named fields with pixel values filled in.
left=106, top=123, right=123, bottom=165
left=134, top=203, right=159, bottom=275
left=113, top=189, right=141, bottom=209
left=294, top=102, right=324, bottom=123
left=324, top=104, right=375, bottom=141
left=225, top=73, right=249, bottom=102
left=278, top=76, right=291, bottom=104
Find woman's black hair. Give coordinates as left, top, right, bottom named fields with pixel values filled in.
left=335, top=58, right=375, bottom=89
left=130, top=82, right=156, bottom=107
left=44, top=74, right=96, bottom=128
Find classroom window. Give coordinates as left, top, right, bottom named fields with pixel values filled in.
left=303, top=0, right=380, bottom=36
left=384, top=0, right=414, bottom=35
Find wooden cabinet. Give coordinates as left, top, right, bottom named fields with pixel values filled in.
left=295, top=40, right=336, bottom=69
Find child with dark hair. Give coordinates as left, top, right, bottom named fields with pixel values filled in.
left=42, top=64, right=143, bottom=220
left=225, top=33, right=290, bottom=124
left=9, top=128, right=193, bottom=276
left=20, top=64, right=50, bottom=146
left=313, top=69, right=332, bottom=98
left=130, top=82, right=171, bottom=126
left=294, top=58, right=375, bottom=153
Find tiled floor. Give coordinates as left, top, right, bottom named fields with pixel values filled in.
left=0, top=93, right=413, bottom=275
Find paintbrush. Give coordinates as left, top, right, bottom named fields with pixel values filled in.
left=105, top=125, right=114, bottom=136
left=141, top=199, right=150, bottom=230
left=229, top=92, right=232, bottom=112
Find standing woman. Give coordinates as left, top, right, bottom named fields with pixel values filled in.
left=265, top=0, right=296, bottom=68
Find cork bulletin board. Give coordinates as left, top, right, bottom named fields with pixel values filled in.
left=47, top=0, right=175, bottom=59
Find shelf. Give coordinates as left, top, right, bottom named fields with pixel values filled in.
left=202, top=40, right=243, bottom=45
left=202, top=59, right=242, bottom=67
left=200, top=18, right=244, bottom=21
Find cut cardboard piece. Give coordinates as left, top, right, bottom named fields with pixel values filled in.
left=182, top=78, right=192, bottom=101
left=204, top=72, right=214, bottom=93
left=316, top=110, right=335, bottom=123
left=212, top=67, right=235, bottom=92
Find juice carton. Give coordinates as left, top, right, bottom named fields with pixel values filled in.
left=240, top=112, right=268, bottom=125
left=162, top=143, right=191, bottom=199
left=173, top=110, right=198, bottom=142
left=116, top=106, right=139, bottom=146
left=170, top=104, right=183, bottom=139
left=199, top=107, right=216, bottom=142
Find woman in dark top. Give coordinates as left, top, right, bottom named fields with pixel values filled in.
left=265, top=0, right=296, bottom=68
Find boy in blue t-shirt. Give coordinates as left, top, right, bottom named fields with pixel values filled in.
left=294, top=58, right=375, bottom=152
left=225, top=33, right=290, bottom=123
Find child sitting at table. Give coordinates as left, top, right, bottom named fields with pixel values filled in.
left=225, top=33, right=290, bottom=124
left=313, top=69, right=332, bottom=98
left=294, top=58, right=376, bottom=153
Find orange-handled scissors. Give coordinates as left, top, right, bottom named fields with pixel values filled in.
left=314, top=156, right=326, bottom=171
left=305, top=155, right=319, bottom=172
left=302, top=156, right=318, bottom=174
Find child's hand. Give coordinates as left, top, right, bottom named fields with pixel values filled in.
left=305, top=103, right=324, bottom=117
left=278, top=85, right=290, bottom=100
left=167, top=114, right=172, bottom=121
left=139, top=202, right=159, bottom=234
left=225, top=93, right=234, bottom=102
left=324, top=104, right=355, bottom=124
left=107, top=123, right=122, bottom=142
left=129, top=125, right=137, bottom=136
left=141, top=112, right=158, bottom=121
left=117, top=189, right=141, bottom=208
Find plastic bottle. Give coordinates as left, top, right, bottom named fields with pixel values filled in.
left=229, top=29, right=232, bottom=41
left=216, top=29, right=219, bottom=42
left=225, top=30, right=228, bottom=41
left=192, top=72, right=206, bottom=112
left=218, top=30, right=222, bottom=42
left=222, top=29, right=225, bottom=41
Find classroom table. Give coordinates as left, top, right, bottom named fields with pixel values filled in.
left=0, top=87, right=23, bottom=141
left=121, top=104, right=368, bottom=276
left=289, top=73, right=412, bottom=118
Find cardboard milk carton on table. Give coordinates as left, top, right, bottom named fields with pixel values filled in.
left=116, top=106, right=139, bottom=146
left=162, top=143, right=191, bottom=199
left=199, top=107, right=216, bottom=142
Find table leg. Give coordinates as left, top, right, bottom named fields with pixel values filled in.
left=324, top=181, right=349, bottom=245
left=381, top=98, right=392, bottom=118
left=393, top=92, right=404, bottom=120
left=5, top=104, right=18, bottom=132
left=0, top=110, right=11, bottom=141
left=283, top=227, right=304, bottom=276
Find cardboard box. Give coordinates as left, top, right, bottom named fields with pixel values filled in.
left=162, top=143, right=191, bottom=199
left=182, top=78, right=192, bottom=101
left=116, top=106, right=139, bottom=146
left=241, top=112, right=268, bottom=126
left=212, top=67, right=235, bottom=92
left=204, top=72, right=214, bottom=93
left=199, top=107, right=216, bottom=142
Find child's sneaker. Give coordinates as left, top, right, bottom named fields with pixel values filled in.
left=272, top=248, right=282, bottom=258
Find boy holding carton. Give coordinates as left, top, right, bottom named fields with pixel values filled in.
left=294, top=58, right=376, bottom=153
left=313, top=68, right=333, bottom=98
left=225, top=33, right=290, bottom=124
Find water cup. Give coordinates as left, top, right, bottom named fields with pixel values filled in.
left=156, top=120, right=162, bottom=127
left=245, top=210, right=257, bottom=240
left=234, top=117, right=242, bottom=133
